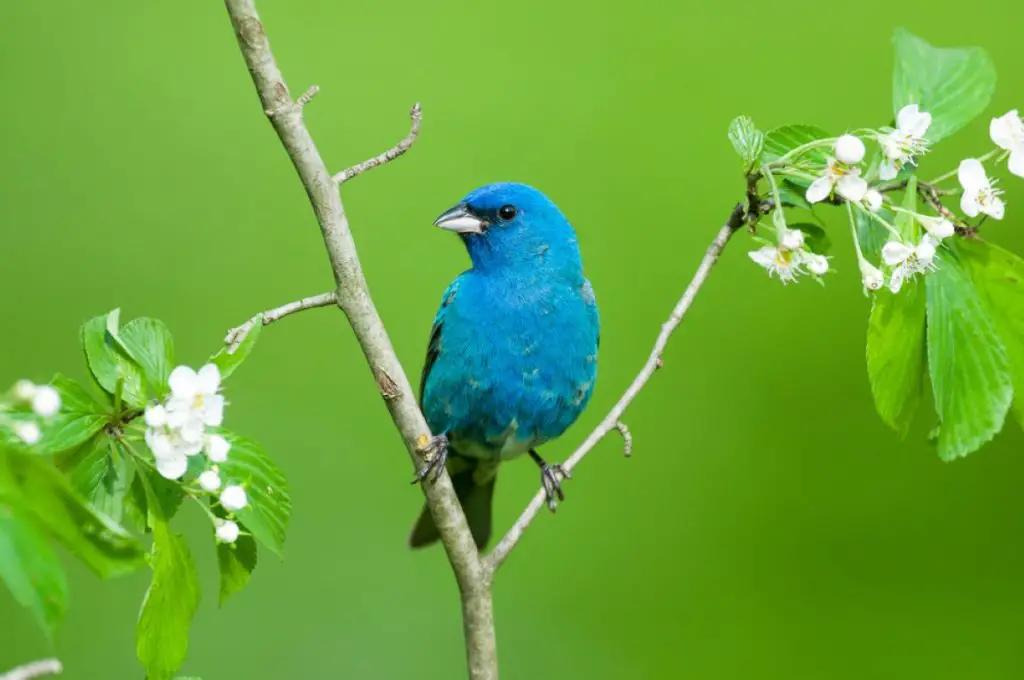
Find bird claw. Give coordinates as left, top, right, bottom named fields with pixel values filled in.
left=412, top=434, right=449, bottom=485
left=541, top=463, right=571, bottom=512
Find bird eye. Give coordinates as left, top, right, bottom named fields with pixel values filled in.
left=497, top=205, right=517, bottom=222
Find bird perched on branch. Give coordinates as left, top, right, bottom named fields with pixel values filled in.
left=410, top=182, right=600, bottom=550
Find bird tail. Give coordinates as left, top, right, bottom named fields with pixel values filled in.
left=409, top=460, right=495, bottom=550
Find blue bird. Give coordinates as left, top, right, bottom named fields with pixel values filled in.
left=410, top=183, right=600, bottom=549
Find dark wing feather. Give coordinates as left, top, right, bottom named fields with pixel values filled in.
left=419, top=276, right=462, bottom=405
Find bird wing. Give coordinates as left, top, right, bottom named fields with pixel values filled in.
left=419, top=275, right=463, bottom=405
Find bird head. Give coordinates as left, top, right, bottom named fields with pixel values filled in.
left=433, top=182, right=582, bottom=274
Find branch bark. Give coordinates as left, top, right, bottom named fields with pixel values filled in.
left=0, top=659, right=62, bottom=680
left=483, top=207, right=745, bottom=573
left=222, top=2, right=496, bottom=678
left=224, top=291, right=337, bottom=351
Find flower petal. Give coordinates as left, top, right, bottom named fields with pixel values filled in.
left=156, top=454, right=188, bottom=481
left=878, top=159, right=899, bottom=181
left=990, top=111, right=1020, bottom=151
left=835, top=135, right=866, bottom=164
left=889, top=266, right=906, bottom=293
left=805, top=176, right=833, bottom=204
left=837, top=173, right=868, bottom=202
left=958, top=158, right=988, bottom=192
left=205, top=434, right=231, bottom=463
left=197, top=364, right=221, bottom=395
left=748, top=247, right=776, bottom=269
left=986, top=197, right=1006, bottom=221
left=882, top=241, right=913, bottom=266
left=168, top=366, right=199, bottom=399
left=961, top=190, right=981, bottom=218
left=1009, top=150, right=1024, bottom=179
left=864, top=190, right=883, bottom=213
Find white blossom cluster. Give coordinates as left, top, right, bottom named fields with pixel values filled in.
left=2, top=380, right=61, bottom=445
left=143, top=364, right=247, bottom=544
left=750, top=106, right=1024, bottom=293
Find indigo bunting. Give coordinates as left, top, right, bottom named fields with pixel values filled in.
left=410, top=183, right=600, bottom=549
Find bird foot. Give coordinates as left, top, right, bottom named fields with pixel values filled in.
left=541, top=463, right=572, bottom=512
left=412, top=434, right=449, bottom=485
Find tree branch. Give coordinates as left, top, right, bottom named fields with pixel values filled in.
left=483, top=207, right=744, bottom=573
left=332, top=103, right=423, bottom=185
left=222, top=2, right=496, bottom=678
left=0, top=659, right=62, bottom=680
left=224, top=291, right=337, bottom=351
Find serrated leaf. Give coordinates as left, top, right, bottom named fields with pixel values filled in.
left=138, top=466, right=186, bottom=525
left=956, top=238, right=1024, bottom=429
left=760, top=124, right=831, bottom=165
left=926, top=249, right=1012, bottom=460
left=728, top=116, right=764, bottom=167
left=855, top=206, right=895, bottom=265
left=867, top=278, right=927, bottom=437
left=778, top=179, right=813, bottom=211
left=217, top=531, right=257, bottom=606
left=209, top=314, right=263, bottom=381
left=0, top=505, right=68, bottom=637
left=136, top=471, right=200, bottom=680
left=789, top=223, right=831, bottom=254
left=81, top=312, right=146, bottom=408
left=34, top=414, right=107, bottom=456
left=50, top=374, right=107, bottom=415
left=894, top=177, right=919, bottom=241
left=120, top=318, right=175, bottom=398
left=218, top=435, right=290, bottom=556
left=892, top=28, right=996, bottom=143
left=60, top=438, right=131, bottom=523
left=0, top=450, right=144, bottom=578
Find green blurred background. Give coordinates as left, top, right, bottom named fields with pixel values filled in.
left=3, top=1, right=1024, bottom=678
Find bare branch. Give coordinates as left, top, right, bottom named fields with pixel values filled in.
left=615, top=421, right=633, bottom=458
left=483, top=212, right=743, bottom=574
left=223, top=2, right=495, bottom=677
left=224, top=291, right=337, bottom=351
left=0, top=659, right=62, bottom=680
left=332, top=103, right=423, bottom=185
left=296, top=85, right=319, bottom=109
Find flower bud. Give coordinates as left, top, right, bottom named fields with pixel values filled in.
left=835, top=134, right=866, bottom=164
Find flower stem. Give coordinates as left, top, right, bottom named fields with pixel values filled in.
left=928, top=148, right=1002, bottom=185
left=762, top=166, right=787, bottom=240
left=768, top=138, right=836, bottom=167
left=855, top=202, right=902, bottom=240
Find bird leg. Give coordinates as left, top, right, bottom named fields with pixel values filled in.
left=529, top=449, right=571, bottom=512
left=413, top=433, right=449, bottom=485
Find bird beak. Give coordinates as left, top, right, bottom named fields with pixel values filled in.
left=433, top=204, right=486, bottom=234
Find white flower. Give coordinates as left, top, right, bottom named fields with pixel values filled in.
left=883, top=235, right=939, bottom=293
left=806, top=158, right=868, bottom=204
left=14, top=421, right=41, bottom=445
left=780, top=228, right=804, bottom=250
left=835, top=135, right=866, bottom=164
left=859, top=260, right=884, bottom=292
left=220, top=485, right=248, bottom=512
left=13, top=380, right=36, bottom=402
left=864, top=190, right=883, bottom=213
left=205, top=434, right=231, bottom=463
left=805, top=253, right=830, bottom=276
left=145, top=403, right=168, bottom=428
left=990, top=110, right=1024, bottom=178
left=166, top=364, right=225, bottom=433
left=749, top=246, right=802, bottom=284
left=155, top=454, right=188, bottom=481
left=959, top=159, right=1005, bottom=220
left=917, top=215, right=955, bottom=240
left=30, top=386, right=60, bottom=418
left=878, top=104, right=932, bottom=180
left=215, top=519, right=240, bottom=544
left=145, top=426, right=200, bottom=481
left=198, top=469, right=222, bottom=492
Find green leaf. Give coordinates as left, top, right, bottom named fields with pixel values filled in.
left=218, top=435, right=290, bottom=556
left=209, top=314, right=263, bottom=381
left=760, top=124, right=830, bottom=165
left=0, top=450, right=144, bottom=578
left=60, top=438, right=131, bottom=523
left=136, top=472, right=200, bottom=680
left=217, top=531, right=257, bottom=606
left=778, top=179, right=813, bottom=211
left=790, top=223, right=831, bottom=254
left=728, top=116, right=764, bottom=168
left=138, top=465, right=186, bottom=525
left=51, top=374, right=107, bottom=415
left=926, top=249, right=1012, bottom=460
left=120, top=318, right=175, bottom=398
left=0, top=505, right=68, bottom=636
left=867, top=278, right=927, bottom=437
left=894, top=177, right=919, bottom=241
left=956, top=238, right=1024, bottom=429
left=34, top=414, right=107, bottom=456
left=892, top=28, right=997, bottom=143
left=855, top=206, right=894, bottom=265
left=81, top=311, right=146, bottom=408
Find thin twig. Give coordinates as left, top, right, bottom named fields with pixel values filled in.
left=483, top=209, right=744, bottom=574
left=332, top=103, right=423, bottom=184
left=0, top=659, right=62, bottom=680
left=296, top=85, right=319, bottom=109
left=224, top=291, right=337, bottom=351
left=222, top=3, right=495, bottom=678
left=615, top=421, right=633, bottom=458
